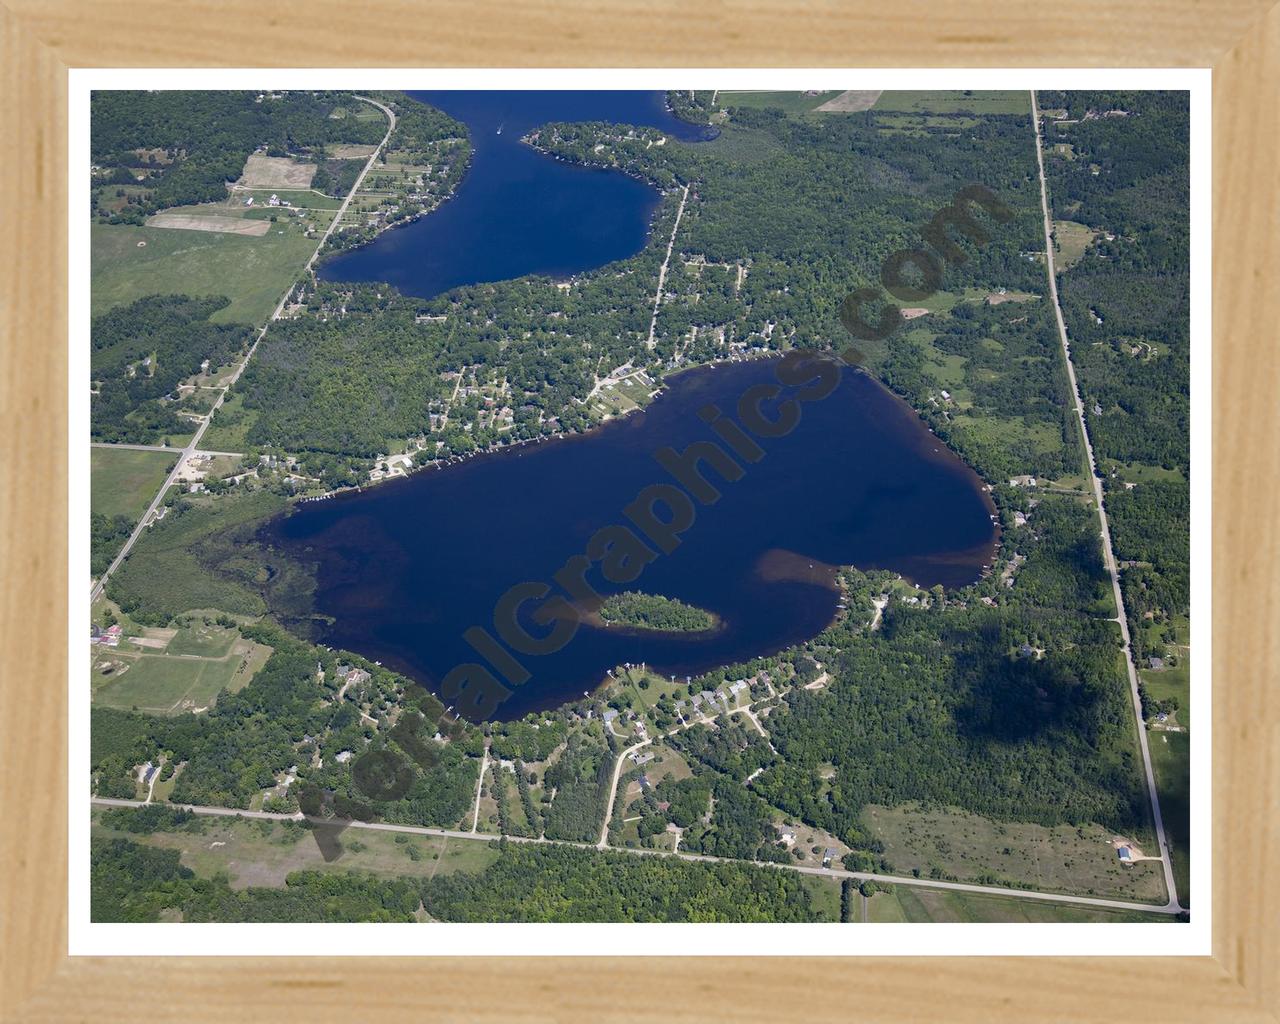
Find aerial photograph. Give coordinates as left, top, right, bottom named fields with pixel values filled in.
left=87, top=87, right=1191, bottom=925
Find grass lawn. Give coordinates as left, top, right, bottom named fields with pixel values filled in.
left=1052, top=220, right=1099, bottom=269
left=873, top=91, right=1031, bottom=115
left=1142, top=662, right=1190, bottom=728
left=863, top=803, right=1166, bottom=903
left=800, top=875, right=842, bottom=921
left=866, top=886, right=1172, bottom=923
left=91, top=447, right=176, bottom=522
left=1149, top=727, right=1191, bottom=906
left=91, top=208, right=332, bottom=327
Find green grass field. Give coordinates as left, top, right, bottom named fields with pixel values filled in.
left=91, top=447, right=176, bottom=522
left=233, top=188, right=343, bottom=210
left=1052, top=220, right=1099, bottom=269
left=91, top=636, right=272, bottom=714
left=91, top=207, right=332, bottom=327
left=873, top=91, right=1031, bottom=115
left=1149, top=727, right=1191, bottom=906
left=718, top=90, right=842, bottom=114
left=167, top=621, right=238, bottom=658
left=863, top=803, right=1166, bottom=903
left=865, top=886, right=1172, bottom=923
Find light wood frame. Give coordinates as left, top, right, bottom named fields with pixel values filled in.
left=2, top=2, right=1277, bottom=1019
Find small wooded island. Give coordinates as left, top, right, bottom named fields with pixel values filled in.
left=597, top=592, right=718, bottom=633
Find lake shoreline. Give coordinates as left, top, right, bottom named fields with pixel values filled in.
left=264, top=357, right=1000, bottom=720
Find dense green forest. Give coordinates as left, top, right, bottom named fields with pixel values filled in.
left=540, top=730, right=612, bottom=842
left=90, top=90, right=387, bottom=220
left=754, top=497, right=1148, bottom=852
left=1039, top=90, right=1190, bottom=658
left=91, top=295, right=253, bottom=444
left=598, top=591, right=716, bottom=632
left=420, top=840, right=830, bottom=922
left=90, top=830, right=833, bottom=923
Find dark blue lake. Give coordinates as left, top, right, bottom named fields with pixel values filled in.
left=317, top=91, right=713, bottom=299
left=264, top=358, right=998, bottom=721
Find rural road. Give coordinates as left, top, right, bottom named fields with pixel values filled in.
left=470, top=745, right=488, bottom=833
left=598, top=736, right=652, bottom=848
left=91, top=796, right=1181, bottom=916
left=89, top=95, right=397, bottom=606
left=1030, top=90, right=1182, bottom=912
left=645, top=183, right=690, bottom=349
left=90, top=442, right=243, bottom=457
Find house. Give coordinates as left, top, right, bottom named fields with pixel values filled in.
left=1018, top=643, right=1035, bottom=658
left=822, top=847, right=839, bottom=867
left=632, top=751, right=655, bottom=767
left=1116, top=845, right=1133, bottom=863
left=602, top=709, right=619, bottom=724
left=637, top=773, right=651, bottom=790
left=268, top=193, right=281, bottom=207
left=1148, top=657, right=1165, bottom=670
left=779, top=827, right=797, bottom=847
left=728, top=680, right=748, bottom=699
left=1008, top=475, right=1037, bottom=488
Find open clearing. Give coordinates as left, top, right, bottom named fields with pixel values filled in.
left=816, top=90, right=883, bottom=112
left=1149, top=708, right=1191, bottom=905
left=866, top=886, right=1172, bottom=923
left=327, top=144, right=377, bottom=160
left=1052, top=220, right=1099, bottom=269
left=91, top=447, right=176, bottom=522
left=91, top=635, right=272, bottom=715
left=718, top=91, right=842, bottom=114
left=92, top=211, right=333, bottom=325
left=863, top=803, right=1166, bottom=903
left=236, top=153, right=316, bottom=189
left=92, top=812, right=499, bottom=890
left=874, top=91, right=1030, bottom=115
left=146, top=213, right=270, bottom=236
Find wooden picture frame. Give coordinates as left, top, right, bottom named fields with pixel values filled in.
left=2, top=2, right=1276, bottom=1018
